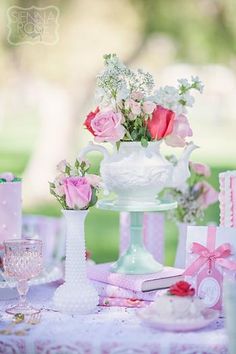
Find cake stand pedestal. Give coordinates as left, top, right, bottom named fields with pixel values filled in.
left=97, top=199, right=177, bottom=275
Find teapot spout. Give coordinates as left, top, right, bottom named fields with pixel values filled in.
left=170, top=142, right=199, bottom=190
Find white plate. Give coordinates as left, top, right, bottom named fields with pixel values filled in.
left=137, top=307, right=219, bottom=332
left=0, top=264, right=63, bottom=289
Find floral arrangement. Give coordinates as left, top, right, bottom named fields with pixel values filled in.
left=164, top=161, right=218, bottom=224
left=168, top=281, right=195, bottom=297
left=0, top=172, right=21, bottom=183
left=84, top=53, right=203, bottom=148
left=49, top=159, right=101, bottom=210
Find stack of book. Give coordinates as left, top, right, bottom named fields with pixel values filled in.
left=87, top=263, right=184, bottom=308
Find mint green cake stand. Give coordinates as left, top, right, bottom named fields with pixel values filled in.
left=97, top=199, right=177, bottom=275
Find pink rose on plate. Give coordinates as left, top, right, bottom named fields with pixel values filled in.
left=195, top=181, right=218, bottom=209
left=190, top=162, right=211, bottom=177
left=63, top=177, right=92, bottom=209
left=165, top=114, right=193, bottom=147
left=142, top=101, right=156, bottom=115
left=90, top=110, right=125, bottom=143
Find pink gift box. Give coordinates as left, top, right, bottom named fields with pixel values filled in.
left=0, top=181, right=22, bottom=243
left=185, top=225, right=236, bottom=310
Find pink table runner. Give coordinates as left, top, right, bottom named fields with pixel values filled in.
left=0, top=283, right=227, bottom=354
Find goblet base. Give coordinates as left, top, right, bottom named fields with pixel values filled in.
left=6, top=303, right=41, bottom=316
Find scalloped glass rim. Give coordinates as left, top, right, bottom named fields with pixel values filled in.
left=97, top=198, right=177, bottom=212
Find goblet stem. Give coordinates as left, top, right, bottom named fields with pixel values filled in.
left=17, top=280, right=29, bottom=307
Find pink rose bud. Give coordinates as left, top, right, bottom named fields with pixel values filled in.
left=125, top=99, right=141, bottom=115
left=131, top=91, right=144, bottom=100
left=85, top=174, right=102, bottom=188
left=142, top=101, right=156, bottom=115
left=195, top=181, right=218, bottom=209
left=190, top=162, right=211, bottom=177
left=56, top=160, right=68, bottom=173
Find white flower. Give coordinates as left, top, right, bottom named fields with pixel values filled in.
left=191, top=76, right=204, bottom=93
left=116, top=86, right=129, bottom=101
left=181, top=92, right=195, bottom=107
left=178, top=78, right=191, bottom=88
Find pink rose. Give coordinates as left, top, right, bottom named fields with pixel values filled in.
left=131, top=91, right=144, bottom=100
left=125, top=99, right=141, bottom=115
left=84, top=107, right=100, bottom=135
left=147, top=105, right=175, bottom=140
left=142, top=101, right=156, bottom=115
left=195, top=181, right=218, bottom=209
left=90, top=110, right=125, bottom=143
left=63, top=177, right=92, bottom=209
left=165, top=114, right=193, bottom=147
left=190, top=162, right=211, bottom=177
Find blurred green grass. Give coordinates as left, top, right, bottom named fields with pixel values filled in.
left=0, top=146, right=226, bottom=266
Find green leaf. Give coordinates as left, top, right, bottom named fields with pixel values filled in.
left=75, top=159, right=80, bottom=169
left=131, top=131, right=138, bottom=140
left=65, top=165, right=71, bottom=176
left=89, top=188, right=98, bottom=208
left=124, top=129, right=133, bottom=141
left=49, top=182, right=56, bottom=189
left=116, top=141, right=121, bottom=151
left=141, top=137, right=148, bottom=148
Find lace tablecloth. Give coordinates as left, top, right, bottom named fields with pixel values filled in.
left=0, top=283, right=228, bottom=354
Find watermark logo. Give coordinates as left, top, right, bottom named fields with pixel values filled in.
left=7, top=6, right=59, bottom=45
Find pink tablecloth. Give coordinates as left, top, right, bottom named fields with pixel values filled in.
left=0, top=283, right=228, bottom=354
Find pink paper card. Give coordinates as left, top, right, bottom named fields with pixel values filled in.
left=185, top=225, right=236, bottom=310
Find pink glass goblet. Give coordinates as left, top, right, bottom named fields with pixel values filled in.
left=3, top=239, right=43, bottom=315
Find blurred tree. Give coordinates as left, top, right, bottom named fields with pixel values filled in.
left=131, top=0, right=236, bottom=64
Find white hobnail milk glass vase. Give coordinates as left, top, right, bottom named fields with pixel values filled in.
left=53, top=210, right=98, bottom=314
left=174, top=222, right=188, bottom=269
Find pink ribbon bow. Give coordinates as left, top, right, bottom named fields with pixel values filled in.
left=184, top=226, right=236, bottom=276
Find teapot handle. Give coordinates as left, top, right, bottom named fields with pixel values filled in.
left=78, top=141, right=110, bottom=161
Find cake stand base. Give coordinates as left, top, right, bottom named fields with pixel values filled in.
left=98, top=199, right=177, bottom=275
left=110, top=245, right=163, bottom=274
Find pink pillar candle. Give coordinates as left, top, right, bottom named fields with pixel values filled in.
left=0, top=181, right=22, bottom=243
